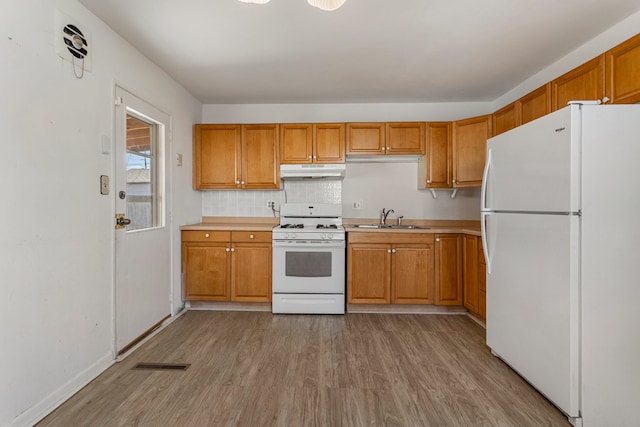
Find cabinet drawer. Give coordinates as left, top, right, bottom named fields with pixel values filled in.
left=348, top=232, right=434, bottom=245
left=182, top=230, right=230, bottom=242
left=232, top=231, right=272, bottom=243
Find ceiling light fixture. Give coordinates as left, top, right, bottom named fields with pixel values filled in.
left=237, top=0, right=346, bottom=11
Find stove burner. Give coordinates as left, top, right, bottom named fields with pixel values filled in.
left=281, top=224, right=304, bottom=229
left=316, top=224, right=338, bottom=229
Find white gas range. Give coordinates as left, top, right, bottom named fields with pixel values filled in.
left=271, top=203, right=345, bottom=314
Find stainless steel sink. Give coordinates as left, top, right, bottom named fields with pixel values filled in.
left=389, top=225, right=429, bottom=229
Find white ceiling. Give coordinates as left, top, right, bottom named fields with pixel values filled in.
left=80, top=0, right=640, bottom=104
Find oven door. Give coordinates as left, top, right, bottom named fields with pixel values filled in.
left=272, top=240, right=345, bottom=294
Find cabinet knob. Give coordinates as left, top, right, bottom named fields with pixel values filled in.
left=381, top=147, right=386, bottom=151
left=249, top=234, right=255, bottom=239
left=387, top=147, right=391, bottom=150
left=235, top=180, right=240, bottom=184
left=308, top=155, right=313, bottom=159
left=226, top=247, right=230, bottom=252
left=241, top=181, right=245, bottom=185
left=436, top=238, right=440, bottom=242
left=204, top=233, right=210, bottom=238
left=392, top=249, right=396, bottom=253
left=426, top=180, right=431, bottom=184
left=313, top=155, right=317, bottom=159
left=452, top=179, right=456, bottom=183
left=231, top=248, right=235, bottom=252
left=387, top=249, right=392, bottom=253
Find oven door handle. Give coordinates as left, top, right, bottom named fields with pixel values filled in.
left=272, top=240, right=345, bottom=248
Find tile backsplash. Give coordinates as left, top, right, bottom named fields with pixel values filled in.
left=202, top=180, right=342, bottom=217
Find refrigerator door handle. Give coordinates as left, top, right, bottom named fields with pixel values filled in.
left=481, top=148, right=492, bottom=211
left=481, top=212, right=492, bottom=274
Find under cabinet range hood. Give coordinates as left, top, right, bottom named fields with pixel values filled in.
left=280, top=164, right=346, bottom=180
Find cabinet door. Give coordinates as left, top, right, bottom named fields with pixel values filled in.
left=420, top=122, right=451, bottom=188
left=552, top=55, right=605, bottom=111
left=463, top=234, right=479, bottom=314
left=452, top=115, right=491, bottom=188
left=518, top=83, right=552, bottom=125
left=435, top=234, right=462, bottom=305
left=193, top=124, right=240, bottom=189
left=280, top=124, right=313, bottom=164
left=182, top=242, right=230, bottom=301
left=347, top=243, right=391, bottom=304
left=492, top=102, right=518, bottom=136
left=241, top=124, right=280, bottom=189
left=386, top=122, right=425, bottom=155
left=314, top=123, right=345, bottom=163
left=231, top=243, right=272, bottom=302
left=392, top=244, right=434, bottom=304
left=605, top=33, right=640, bottom=104
left=346, top=123, right=385, bottom=155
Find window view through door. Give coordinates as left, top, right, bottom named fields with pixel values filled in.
left=126, top=114, right=162, bottom=231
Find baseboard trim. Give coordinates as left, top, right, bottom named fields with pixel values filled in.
left=10, top=352, right=114, bottom=427
left=187, top=301, right=272, bottom=312
left=347, top=304, right=469, bottom=314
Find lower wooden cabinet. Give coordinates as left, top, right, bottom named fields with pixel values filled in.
left=461, top=235, right=486, bottom=320
left=434, top=234, right=462, bottom=305
left=463, top=234, right=479, bottom=313
left=348, top=232, right=434, bottom=304
left=478, top=240, right=487, bottom=321
left=182, top=230, right=271, bottom=302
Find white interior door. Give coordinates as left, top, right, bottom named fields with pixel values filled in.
left=114, top=86, right=171, bottom=354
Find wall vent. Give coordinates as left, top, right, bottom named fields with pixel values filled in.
left=132, top=363, right=191, bottom=371
left=54, top=9, right=92, bottom=72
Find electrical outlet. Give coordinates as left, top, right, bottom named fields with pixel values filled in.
left=267, top=201, right=275, bottom=208
left=352, top=200, right=363, bottom=210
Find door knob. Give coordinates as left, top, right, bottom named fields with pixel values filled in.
left=115, top=213, right=131, bottom=229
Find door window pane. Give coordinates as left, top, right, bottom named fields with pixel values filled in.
left=126, top=115, right=159, bottom=231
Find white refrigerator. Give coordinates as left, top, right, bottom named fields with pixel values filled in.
left=481, top=103, right=640, bottom=427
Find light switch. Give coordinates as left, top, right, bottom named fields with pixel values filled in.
left=100, top=175, right=109, bottom=195
left=101, top=135, right=111, bottom=154
left=176, top=153, right=183, bottom=166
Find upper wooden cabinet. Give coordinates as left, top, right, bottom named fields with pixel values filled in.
left=346, top=123, right=385, bottom=155
left=193, top=124, right=241, bottom=190
left=280, top=123, right=345, bottom=164
left=386, top=122, right=425, bottom=155
left=452, top=115, right=492, bottom=188
left=193, top=124, right=279, bottom=190
left=418, top=122, right=452, bottom=189
left=492, top=102, right=518, bottom=136
left=605, top=33, right=640, bottom=104
left=347, top=122, right=425, bottom=155
left=518, top=83, right=552, bottom=125
left=241, top=124, right=280, bottom=189
left=552, top=55, right=605, bottom=111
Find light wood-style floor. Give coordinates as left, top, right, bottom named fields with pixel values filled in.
left=39, top=312, right=571, bottom=426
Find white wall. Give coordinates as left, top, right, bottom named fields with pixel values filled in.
left=203, top=102, right=491, bottom=124
left=0, top=1, right=202, bottom=426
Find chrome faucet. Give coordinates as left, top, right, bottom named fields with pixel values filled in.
left=380, top=208, right=395, bottom=225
